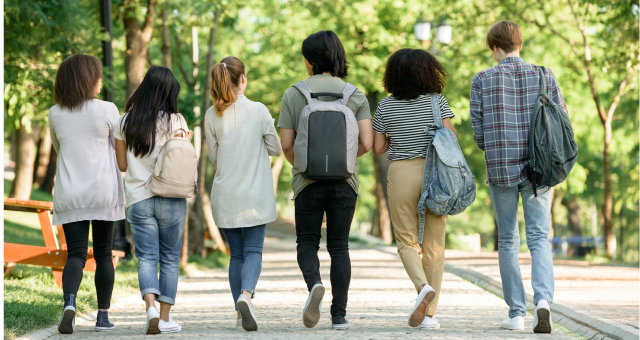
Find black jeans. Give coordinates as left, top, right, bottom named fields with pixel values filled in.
left=62, top=220, right=115, bottom=309
left=295, top=181, right=357, bottom=317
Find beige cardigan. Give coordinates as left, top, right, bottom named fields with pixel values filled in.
left=205, top=95, right=282, bottom=229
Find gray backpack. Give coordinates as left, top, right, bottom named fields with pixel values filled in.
left=292, top=81, right=359, bottom=181
left=417, top=94, right=476, bottom=243
left=525, top=66, right=578, bottom=196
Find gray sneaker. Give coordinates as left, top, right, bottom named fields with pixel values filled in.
left=303, top=283, right=325, bottom=328
left=57, top=294, right=76, bottom=334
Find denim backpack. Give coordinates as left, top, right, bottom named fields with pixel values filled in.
left=417, top=94, right=476, bottom=243
left=525, top=66, right=578, bottom=196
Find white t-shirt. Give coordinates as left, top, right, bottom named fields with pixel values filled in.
left=114, top=112, right=190, bottom=208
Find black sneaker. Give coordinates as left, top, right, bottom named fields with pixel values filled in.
left=331, top=316, right=350, bottom=330
left=95, top=310, right=116, bottom=331
left=302, top=283, right=324, bottom=328
left=58, top=294, right=76, bottom=334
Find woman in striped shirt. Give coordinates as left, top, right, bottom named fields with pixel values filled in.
left=372, top=49, right=457, bottom=330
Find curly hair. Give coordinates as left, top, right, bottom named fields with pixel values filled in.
left=382, top=49, right=449, bottom=100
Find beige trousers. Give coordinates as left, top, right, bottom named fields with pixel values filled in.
left=387, top=158, right=447, bottom=316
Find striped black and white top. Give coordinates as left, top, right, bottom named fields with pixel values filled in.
left=372, top=94, right=455, bottom=161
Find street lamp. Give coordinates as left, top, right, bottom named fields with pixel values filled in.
left=436, top=21, right=452, bottom=44
left=413, top=17, right=431, bottom=43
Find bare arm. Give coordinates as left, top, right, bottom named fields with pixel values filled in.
left=356, top=119, right=373, bottom=157
left=442, top=118, right=457, bottom=136
left=372, top=132, right=389, bottom=157
left=115, top=139, right=128, bottom=172
left=280, top=128, right=295, bottom=166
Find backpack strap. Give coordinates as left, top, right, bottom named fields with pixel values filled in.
left=538, top=66, right=550, bottom=105
left=292, top=81, right=314, bottom=104
left=430, top=94, right=443, bottom=129
left=338, top=83, right=358, bottom=106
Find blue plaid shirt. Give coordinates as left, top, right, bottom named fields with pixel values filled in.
left=470, top=57, right=567, bottom=187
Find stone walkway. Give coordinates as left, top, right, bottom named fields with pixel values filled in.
left=46, top=232, right=576, bottom=339
left=439, top=251, right=640, bottom=331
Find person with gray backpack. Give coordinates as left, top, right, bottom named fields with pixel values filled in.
left=470, top=21, right=576, bottom=334
left=278, top=30, right=372, bottom=330
left=372, top=49, right=465, bottom=331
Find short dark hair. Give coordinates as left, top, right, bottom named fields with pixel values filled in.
left=54, top=54, right=102, bottom=110
left=301, top=30, right=348, bottom=79
left=382, top=49, right=449, bottom=100
left=486, top=20, right=523, bottom=53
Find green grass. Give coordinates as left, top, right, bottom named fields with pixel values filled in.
left=4, top=179, right=54, bottom=202
left=182, top=250, right=230, bottom=275
left=4, top=261, right=140, bottom=339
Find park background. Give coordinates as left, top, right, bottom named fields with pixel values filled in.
left=3, top=0, right=639, bottom=338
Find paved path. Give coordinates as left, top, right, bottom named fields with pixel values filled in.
left=436, top=250, right=640, bottom=332
left=44, top=231, right=578, bottom=339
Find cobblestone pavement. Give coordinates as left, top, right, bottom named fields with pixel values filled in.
left=440, top=250, right=640, bottom=331
left=47, top=233, right=576, bottom=339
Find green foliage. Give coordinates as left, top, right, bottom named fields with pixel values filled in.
left=4, top=0, right=638, bottom=256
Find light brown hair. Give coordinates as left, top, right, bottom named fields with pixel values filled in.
left=210, top=56, right=245, bottom=116
left=54, top=54, right=102, bottom=110
left=486, top=20, right=523, bottom=53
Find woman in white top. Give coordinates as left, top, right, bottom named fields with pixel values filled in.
left=48, top=54, right=125, bottom=334
left=114, top=66, right=190, bottom=335
left=205, top=56, right=282, bottom=331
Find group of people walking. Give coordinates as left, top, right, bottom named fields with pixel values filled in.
left=49, top=20, right=564, bottom=335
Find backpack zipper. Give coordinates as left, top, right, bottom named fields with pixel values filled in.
left=554, top=153, right=578, bottom=166
left=152, top=175, right=196, bottom=188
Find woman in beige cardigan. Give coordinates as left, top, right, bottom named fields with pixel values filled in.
left=205, top=56, right=282, bottom=332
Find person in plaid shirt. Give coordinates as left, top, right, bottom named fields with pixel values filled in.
left=470, top=21, right=567, bottom=334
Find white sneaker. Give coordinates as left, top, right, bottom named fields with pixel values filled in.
left=501, top=316, right=525, bottom=330
left=57, top=306, right=76, bottom=334
left=159, top=318, right=181, bottom=333
left=145, top=307, right=161, bottom=334
left=533, top=300, right=553, bottom=334
left=237, top=294, right=258, bottom=331
left=408, top=285, right=436, bottom=327
left=303, top=283, right=325, bottom=328
left=419, top=316, right=440, bottom=330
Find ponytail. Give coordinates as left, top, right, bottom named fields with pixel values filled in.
left=210, top=56, right=245, bottom=116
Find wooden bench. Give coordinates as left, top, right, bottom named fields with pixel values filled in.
left=3, top=198, right=125, bottom=288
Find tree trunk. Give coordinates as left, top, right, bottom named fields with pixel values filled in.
left=271, top=157, right=284, bottom=194
left=618, top=206, right=624, bottom=260
left=373, top=154, right=392, bottom=244
left=549, top=187, right=562, bottom=239
left=33, top=126, right=51, bottom=188
left=42, top=148, right=57, bottom=194
left=562, top=197, right=582, bottom=236
left=161, top=9, right=172, bottom=70
left=603, top=120, right=615, bottom=258
left=124, top=0, right=156, bottom=99
left=10, top=122, right=37, bottom=199
left=195, top=10, right=222, bottom=253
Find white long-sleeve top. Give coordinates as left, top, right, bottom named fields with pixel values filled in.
left=48, top=99, right=125, bottom=225
left=205, top=95, right=282, bottom=229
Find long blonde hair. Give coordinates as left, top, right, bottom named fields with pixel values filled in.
left=210, top=56, right=245, bottom=116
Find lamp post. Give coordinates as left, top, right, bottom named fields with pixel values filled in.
left=100, top=0, right=132, bottom=259
left=414, top=16, right=452, bottom=50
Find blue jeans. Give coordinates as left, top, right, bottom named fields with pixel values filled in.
left=221, top=224, right=266, bottom=310
left=489, top=181, right=554, bottom=318
left=127, top=196, right=186, bottom=305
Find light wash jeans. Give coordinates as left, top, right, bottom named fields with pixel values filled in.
left=489, top=181, right=554, bottom=318
left=127, top=196, right=186, bottom=305
left=221, top=224, right=266, bottom=311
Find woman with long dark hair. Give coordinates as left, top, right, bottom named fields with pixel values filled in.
left=49, top=54, right=125, bottom=334
left=114, top=66, right=190, bottom=334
